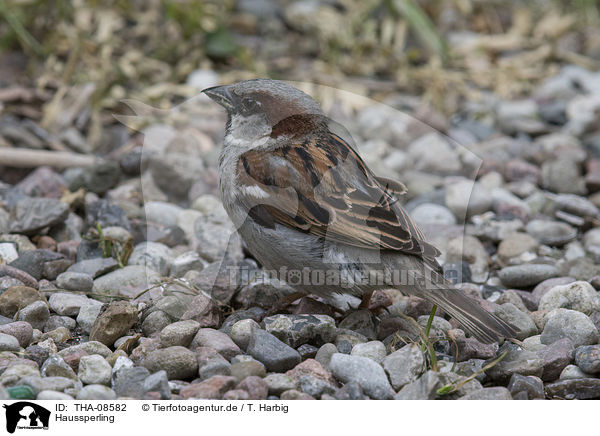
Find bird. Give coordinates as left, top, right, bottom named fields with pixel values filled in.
left=203, top=78, right=517, bottom=343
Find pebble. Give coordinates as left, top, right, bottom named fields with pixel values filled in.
left=89, top=301, right=138, bottom=346
left=498, top=264, right=558, bottom=288
left=76, top=301, right=104, bottom=334
left=263, top=314, right=337, bottom=348
left=559, top=364, right=589, bottom=380
left=541, top=308, right=599, bottom=347
left=56, top=271, right=93, bottom=293
left=180, top=375, right=236, bottom=399
left=494, top=303, right=538, bottom=340
left=78, top=354, right=112, bottom=385
left=129, top=242, right=174, bottom=276
left=48, top=292, right=90, bottom=317
left=507, top=373, right=545, bottom=399
left=0, top=286, right=44, bottom=317
left=329, top=353, right=393, bottom=400
left=9, top=197, right=69, bottom=234
left=525, top=219, right=577, bottom=246
left=66, top=258, right=119, bottom=278
left=459, top=387, right=513, bottom=400
left=16, top=300, right=49, bottom=330
left=574, top=345, right=600, bottom=374
left=545, top=378, right=600, bottom=399
left=350, top=341, right=387, bottom=364
left=410, top=203, right=457, bottom=226
left=112, top=366, right=151, bottom=398
left=76, top=384, right=117, bottom=400
left=160, top=320, right=201, bottom=348
left=229, top=318, right=260, bottom=350
left=485, top=343, right=544, bottom=383
left=315, top=343, right=338, bottom=370
left=141, top=346, right=199, bottom=380
left=191, top=328, right=242, bottom=360
left=236, top=375, right=268, bottom=400
left=196, top=347, right=231, bottom=380
left=539, top=281, right=600, bottom=314
left=0, top=333, right=21, bottom=352
left=538, top=338, right=575, bottom=381
left=143, top=370, right=171, bottom=399
left=246, top=329, right=301, bottom=372
left=264, top=373, right=299, bottom=396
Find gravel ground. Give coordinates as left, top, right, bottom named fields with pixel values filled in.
left=1, top=63, right=600, bottom=400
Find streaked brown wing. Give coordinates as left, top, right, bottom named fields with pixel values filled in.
left=236, top=131, right=440, bottom=259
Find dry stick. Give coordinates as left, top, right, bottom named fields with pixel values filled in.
left=0, top=148, right=98, bottom=169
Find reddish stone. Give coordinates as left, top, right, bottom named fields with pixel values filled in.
left=37, top=236, right=57, bottom=251
left=236, top=376, right=268, bottom=400
left=57, top=241, right=80, bottom=261
left=180, top=375, right=236, bottom=399
left=61, top=349, right=89, bottom=372
left=286, top=359, right=336, bottom=386
left=538, top=338, right=574, bottom=382
left=586, top=159, right=600, bottom=193
left=223, top=389, right=249, bottom=400
left=504, top=159, right=540, bottom=183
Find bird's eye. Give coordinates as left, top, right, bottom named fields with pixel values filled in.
left=241, top=97, right=260, bottom=113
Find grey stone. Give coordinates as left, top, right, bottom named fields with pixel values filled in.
left=76, top=301, right=104, bottom=334
left=78, top=354, right=112, bottom=385
left=56, top=271, right=93, bottom=293
left=92, top=265, right=161, bottom=301
left=525, top=219, right=577, bottom=246
left=329, top=353, right=393, bottom=400
left=160, top=320, right=200, bottom=347
left=140, top=346, right=199, bottom=380
left=559, top=364, right=589, bottom=380
left=9, top=197, right=69, bottom=234
left=191, top=328, right=242, bottom=360
left=196, top=347, right=231, bottom=380
left=459, top=387, right=513, bottom=400
left=143, top=370, right=171, bottom=399
left=263, top=314, right=337, bottom=348
left=37, top=390, right=73, bottom=400
left=298, top=374, right=336, bottom=398
left=229, top=319, right=260, bottom=350
left=539, top=338, right=575, bottom=381
left=494, top=303, right=538, bottom=340
left=246, top=329, right=301, bottom=372
left=112, top=366, right=151, bottom=398
left=66, top=258, right=119, bottom=278
left=498, top=264, right=558, bottom=288
left=485, top=343, right=543, bottom=383
left=315, top=343, right=338, bottom=370
left=574, top=345, right=600, bottom=374
left=0, top=332, right=21, bottom=352
left=545, top=378, right=600, bottom=399
left=350, top=341, right=387, bottom=364
left=541, top=308, right=599, bottom=347
left=507, top=373, right=544, bottom=399
left=48, top=292, right=90, bottom=316
left=383, top=344, right=425, bottom=390
left=17, top=300, right=49, bottom=330
left=410, top=203, right=456, bottom=226
left=539, top=281, right=600, bottom=315
left=129, top=242, right=173, bottom=276
left=264, top=373, right=299, bottom=396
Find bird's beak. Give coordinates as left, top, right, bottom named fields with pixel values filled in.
left=202, top=85, right=235, bottom=111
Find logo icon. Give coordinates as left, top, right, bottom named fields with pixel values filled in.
left=3, top=402, right=50, bottom=433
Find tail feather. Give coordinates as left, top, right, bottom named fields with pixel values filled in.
left=422, top=288, right=518, bottom=343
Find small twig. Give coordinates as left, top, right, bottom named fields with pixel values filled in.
left=0, top=148, right=98, bottom=169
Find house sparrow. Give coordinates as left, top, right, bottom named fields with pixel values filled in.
left=204, top=79, right=516, bottom=343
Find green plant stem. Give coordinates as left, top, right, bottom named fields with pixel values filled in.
left=0, top=0, right=44, bottom=55
left=421, top=304, right=438, bottom=371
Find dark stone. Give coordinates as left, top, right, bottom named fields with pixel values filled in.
left=545, top=378, right=600, bottom=400
left=66, top=257, right=119, bottom=278
left=443, top=261, right=472, bottom=284
left=507, top=373, right=544, bottom=399
left=297, top=344, right=318, bottom=360
left=538, top=338, right=574, bottom=382
left=246, top=329, right=301, bottom=372
left=9, top=250, right=64, bottom=280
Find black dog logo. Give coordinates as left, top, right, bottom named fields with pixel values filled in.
left=3, top=402, right=50, bottom=433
